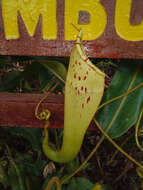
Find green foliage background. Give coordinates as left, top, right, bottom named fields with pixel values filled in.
left=0, top=56, right=143, bottom=190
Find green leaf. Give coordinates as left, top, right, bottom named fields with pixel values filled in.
left=39, top=60, right=67, bottom=83
left=15, top=152, right=46, bottom=177
left=0, top=56, right=6, bottom=68
left=66, top=159, right=80, bottom=174
left=5, top=127, right=42, bottom=151
left=8, top=164, right=25, bottom=190
left=8, top=166, right=20, bottom=190
left=101, top=184, right=111, bottom=190
left=0, top=71, right=22, bottom=91
left=25, top=175, right=41, bottom=190
left=97, top=62, right=143, bottom=138
left=23, top=80, right=32, bottom=92
left=67, top=177, right=94, bottom=190
left=39, top=66, right=54, bottom=91
left=23, top=61, right=44, bottom=79
left=0, top=164, right=9, bottom=188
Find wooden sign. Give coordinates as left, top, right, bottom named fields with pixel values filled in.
left=0, top=93, right=96, bottom=130
left=0, top=0, right=143, bottom=58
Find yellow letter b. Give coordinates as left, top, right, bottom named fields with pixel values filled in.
left=65, top=0, right=107, bottom=41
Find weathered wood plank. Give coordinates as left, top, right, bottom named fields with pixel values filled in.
left=0, top=0, right=143, bottom=58
left=0, top=93, right=96, bottom=130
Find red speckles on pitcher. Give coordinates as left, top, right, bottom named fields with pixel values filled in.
left=83, top=76, right=87, bottom=80
left=82, top=103, right=84, bottom=109
left=87, top=96, right=91, bottom=104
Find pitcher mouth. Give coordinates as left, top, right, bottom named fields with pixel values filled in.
left=75, top=29, right=105, bottom=77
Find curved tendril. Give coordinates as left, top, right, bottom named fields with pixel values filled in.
left=97, top=81, right=143, bottom=111
left=35, top=83, right=59, bottom=121
left=45, top=177, right=61, bottom=190
left=94, top=118, right=143, bottom=169
left=135, top=106, right=143, bottom=151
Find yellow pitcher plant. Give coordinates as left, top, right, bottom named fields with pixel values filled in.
left=39, top=29, right=105, bottom=163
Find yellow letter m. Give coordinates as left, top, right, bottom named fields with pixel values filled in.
left=2, top=0, right=57, bottom=39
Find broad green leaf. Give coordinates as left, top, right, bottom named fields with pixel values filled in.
left=0, top=71, right=22, bottom=91
left=101, top=184, right=111, bottom=190
left=67, top=177, right=94, bottom=190
left=66, top=158, right=89, bottom=174
left=23, top=61, right=44, bottom=79
left=0, top=164, right=9, bottom=188
left=97, top=62, right=143, bottom=138
left=5, top=127, right=42, bottom=151
left=8, top=165, right=25, bottom=190
left=0, top=56, right=6, bottom=68
left=66, top=159, right=80, bottom=174
left=13, top=153, right=43, bottom=190
left=23, top=61, right=56, bottom=92
left=8, top=166, right=20, bottom=190
left=15, top=152, right=46, bottom=177
left=23, top=80, right=32, bottom=92
left=25, top=175, right=41, bottom=190
left=39, top=60, right=67, bottom=83
left=0, top=62, right=46, bottom=92
left=39, top=66, right=55, bottom=92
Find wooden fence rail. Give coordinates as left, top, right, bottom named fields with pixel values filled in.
left=0, top=93, right=96, bottom=130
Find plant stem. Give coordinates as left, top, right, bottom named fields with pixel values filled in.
left=45, top=177, right=61, bottom=190
left=94, top=119, right=143, bottom=169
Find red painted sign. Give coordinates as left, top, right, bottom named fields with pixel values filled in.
left=0, top=0, right=143, bottom=58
